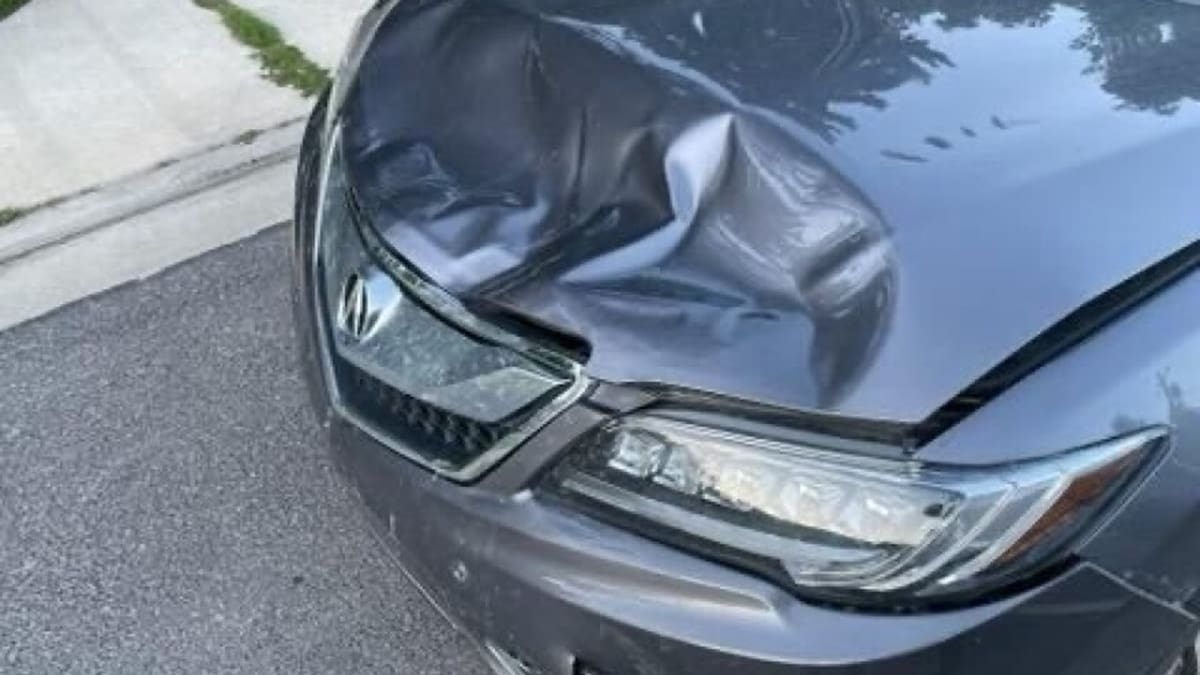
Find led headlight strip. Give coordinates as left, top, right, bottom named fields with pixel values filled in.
left=554, top=416, right=1164, bottom=601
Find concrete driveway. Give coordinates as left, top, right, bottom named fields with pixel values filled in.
left=0, top=0, right=369, bottom=208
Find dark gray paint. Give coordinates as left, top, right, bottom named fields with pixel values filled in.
left=920, top=266, right=1200, bottom=605
left=314, top=408, right=1198, bottom=675
left=342, top=0, right=1200, bottom=424
left=295, top=2, right=1200, bottom=672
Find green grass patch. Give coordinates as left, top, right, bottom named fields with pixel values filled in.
left=193, top=0, right=328, bottom=97
left=234, top=128, right=263, bottom=145
left=0, top=192, right=76, bottom=229
left=0, top=0, right=33, bottom=21
left=0, top=207, right=30, bottom=228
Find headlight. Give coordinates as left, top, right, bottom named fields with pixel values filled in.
left=326, top=0, right=403, bottom=135
left=549, top=416, right=1164, bottom=604
left=313, top=126, right=586, bottom=479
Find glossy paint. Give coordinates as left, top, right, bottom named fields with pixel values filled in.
left=920, top=261, right=1200, bottom=605
left=294, top=138, right=1200, bottom=668
left=289, top=2, right=1200, bottom=673
left=341, top=0, right=1200, bottom=424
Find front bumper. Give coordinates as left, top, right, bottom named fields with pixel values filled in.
left=291, top=96, right=1197, bottom=675
left=318, top=408, right=1192, bottom=675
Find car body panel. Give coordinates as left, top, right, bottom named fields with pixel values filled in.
left=341, top=0, right=1200, bottom=424
left=293, top=95, right=1200, bottom=674
left=919, top=267, right=1200, bottom=604
left=319, top=408, right=1196, bottom=675
left=293, top=3, right=1200, bottom=672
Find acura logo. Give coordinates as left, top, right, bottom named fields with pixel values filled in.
left=338, top=272, right=372, bottom=339
left=337, top=268, right=403, bottom=340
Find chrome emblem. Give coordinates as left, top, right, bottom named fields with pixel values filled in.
left=338, top=272, right=372, bottom=339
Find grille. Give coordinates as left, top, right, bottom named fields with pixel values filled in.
left=331, top=351, right=550, bottom=470
left=314, top=130, right=585, bottom=479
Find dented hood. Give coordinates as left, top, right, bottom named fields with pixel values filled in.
left=341, top=0, right=1200, bottom=424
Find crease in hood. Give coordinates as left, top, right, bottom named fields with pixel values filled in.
left=342, top=0, right=1200, bottom=425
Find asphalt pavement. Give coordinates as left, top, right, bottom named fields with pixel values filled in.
left=0, top=226, right=491, bottom=674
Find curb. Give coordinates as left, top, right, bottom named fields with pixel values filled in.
left=0, top=118, right=305, bottom=266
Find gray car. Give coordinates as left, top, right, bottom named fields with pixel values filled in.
left=290, top=0, right=1200, bottom=673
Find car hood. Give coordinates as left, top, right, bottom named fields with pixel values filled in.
left=341, top=0, right=1200, bottom=425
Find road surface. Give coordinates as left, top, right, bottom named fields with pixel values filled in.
left=0, top=226, right=491, bottom=674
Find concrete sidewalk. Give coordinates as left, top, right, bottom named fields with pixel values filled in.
left=0, top=0, right=368, bottom=209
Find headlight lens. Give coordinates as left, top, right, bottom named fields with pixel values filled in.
left=318, top=130, right=568, bottom=424
left=312, top=127, right=585, bottom=479
left=550, top=416, right=1163, bottom=603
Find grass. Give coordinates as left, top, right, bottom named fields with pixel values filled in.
left=0, top=207, right=30, bottom=228
left=193, top=0, right=328, bottom=98
left=233, top=128, right=262, bottom=145
left=0, top=191, right=79, bottom=228
left=0, top=0, right=32, bottom=21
